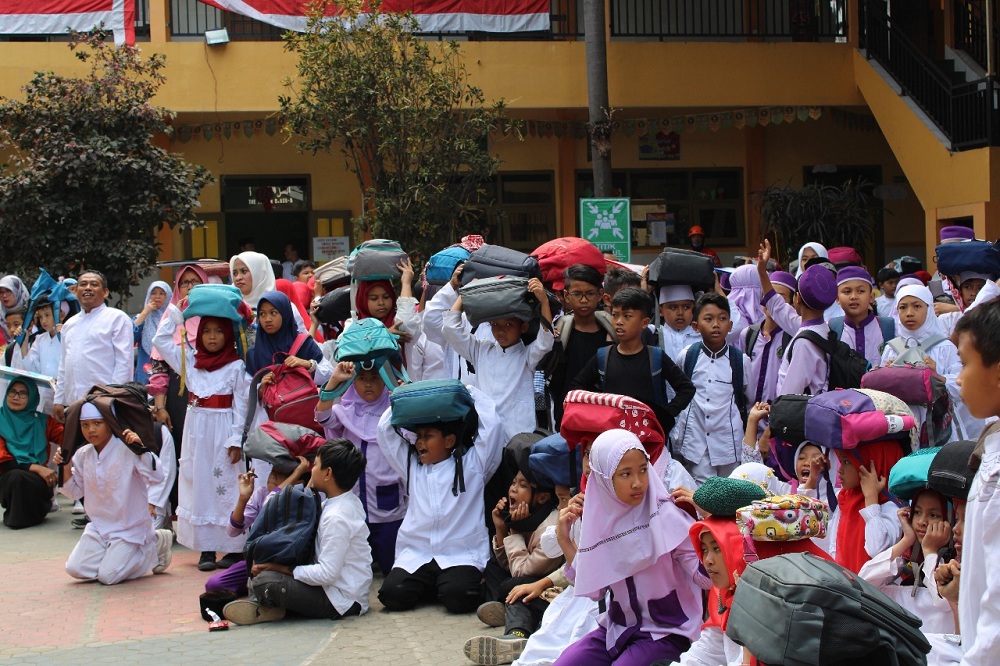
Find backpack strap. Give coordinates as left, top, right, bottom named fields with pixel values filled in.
left=555, top=314, right=574, bottom=351
left=744, top=323, right=762, bottom=360
left=876, top=316, right=896, bottom=344
left=597, top=346, right=610, bottom=391
left=241, top=368, right=271, bottom=471
left=683, top=342, right=701, bottom=379
left=887, top=337, right=908, bottom=357
left=729, top=345, right=748, bottom=425
left=648, top=346, right=667, bottom=409
left=595, top=310, right=618, bottom=343
left=829, top=317, right=845, bottom=338
left=920, top=334, right=947, bottom=353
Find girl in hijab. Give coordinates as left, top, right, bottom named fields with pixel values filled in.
left=0, top=381, right=63, bottom=529
left=245, top=290, right=330, bottom=385
left=880, top=284, right=982, bottom=440
left=0, top=275, right=30, bottom=341
left=553, top=430, right=709, bottom=666
left=346, top=259, right=421, bottom=358
left=132, top=281, right=173, bottom=385
left=793, top=242, right=828, bottom=277
left=153, top=309, right=251, bottom=572
left=725, top=265, right=764, bottom=338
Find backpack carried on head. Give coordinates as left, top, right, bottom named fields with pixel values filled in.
left=246, top=334, right=322, bottom=437
left=61, top=384, right=158, bottom=462
left=528, top=433, right=582, bottom=490
left=243, top=422, right=326, bottom=474
left=530, top=237, right=606, bottom=288
left=682, top=343, right=747, bottom=426
left=460, top=245, right=542, bottom=286
left=243, top=485, right=323, bottom=569
left=460, top=276, right=536, bottom=326
left=788, top=329, right=870, bottom=391
left=860, top=336, right=953, bottom=447
left=348, top=239, right=407, bottom=282
left=330, top=318, right=410, bottom=396
left=769, top=394, right=810, bottom=446
left=425, top=246, right=471, bottom=286
left=803, top=388, right=916, bottom=451
left=726, top=552, right=931, bottom=666
left=887, top=447, right=941, bottom=501
left=829, top=316, right=896, bottom=350
left=927, top=439, right=977, bottom=500
left=736, top=494, right=830, bottom=543
left=935, top=239, right=1000, bottom=278
left=646, top=248, right=716, bottom=293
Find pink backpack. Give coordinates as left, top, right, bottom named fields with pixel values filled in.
left=252, top=334, right=321, bottom=434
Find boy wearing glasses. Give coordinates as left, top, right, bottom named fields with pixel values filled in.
left=444, top=278, right=554, bottom=441
left=544, top=264, right=615, bottom=428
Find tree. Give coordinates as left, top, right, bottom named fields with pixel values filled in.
left=279, top=0, right=514, bottom=262
left=0, top=30, right=212, bottom=303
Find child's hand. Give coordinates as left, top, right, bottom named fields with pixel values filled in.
left=52, top=447, right=64, bottom=466
left=238, top=470, right=256, bottom=499
left=935, top=560, right=961, bottom=605
left=749, top=402, right=770, bottom=422
left=397, top=258, right=414, bottom=285
left=122, top=429, right=143, bottom=448
left=283, top=356, right=311, bottom=369
left=671, top=486, right=706, bottom=517
left=527, top=278, right=545, bottom=301
left=802, top=454, right=826, bottom=490
left=148, top=503, right=157, bottom=519
left=922, top=355, right=937, bottom=373
left=330, top=361, right=355, bottom=385
left=251, top=562, right=293, bottom=577
left=492, top=497, right=508, bottom=533
left=922, top=520, right=952, bottom=556
left=227, top=446, right=243, bottom=465
left=259, top=372, right=276, bottom=389
left=449, top=264, right=464, bottom=291
left=858, top=460, right=887, bottom=505
left=757, top=239, right=772, bottom=267
left=291, top=456, right=311, bottom=480
left=506, top=578, right=551, bottom=604
left=557, top=492, right=583, bottom=536
left=508, top=499, right=530, bottom=523
left=897, top=507, right=916, bottom=545
left=389, top=324, right=412, bottom=344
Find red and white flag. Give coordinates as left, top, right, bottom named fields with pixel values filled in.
left=0, top=0, right=135, bottom=45
left=201, top=0, right=550, bottom=33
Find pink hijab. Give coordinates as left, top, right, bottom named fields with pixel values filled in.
left=573, top=429, right=692, bottom=599
left=727, top=264, right=764, bottom=326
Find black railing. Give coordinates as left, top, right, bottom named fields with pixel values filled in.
left=953, top=0, right=997, bottom=75
left=861, top=0, right=1000, bottom=149
left=611, top=0, right=848, bottom=41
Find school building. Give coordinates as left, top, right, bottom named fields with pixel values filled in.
left=1, top=0, right=999, bottom=270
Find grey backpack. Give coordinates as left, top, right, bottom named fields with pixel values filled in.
left=459, top=276, right=535, bottom=326
left=725, top=552, right=930, bottom=666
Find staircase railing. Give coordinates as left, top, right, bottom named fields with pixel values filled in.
left=953, top=0, right=994, bottom=76
left=861, top=0, right=999, bottom=149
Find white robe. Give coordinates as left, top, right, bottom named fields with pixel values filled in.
left=54, top=304, right=133, bottom=405
left=857, top=547, right=955, bottom=634
left=23, top=332, right=61, bottom=379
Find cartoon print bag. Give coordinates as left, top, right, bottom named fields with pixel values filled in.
left=736, top=494, right=830, bottom=542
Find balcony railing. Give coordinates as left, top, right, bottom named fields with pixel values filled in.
left=953, top=0, right=997, bottom=76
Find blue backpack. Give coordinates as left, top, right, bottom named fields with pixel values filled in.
left=682, top=343, right=748, bottom=426
left=330, top=319, right=410, bottom=397
left=425, top=246, right=470, bottom=285
left=243, top=485, right=322, bottom=568
left=596, top=345, right=669, bottom=408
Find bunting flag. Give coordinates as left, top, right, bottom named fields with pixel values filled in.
left=199, top=0, right=550, bottom=33
left=0, top=0, right=135, bottom=45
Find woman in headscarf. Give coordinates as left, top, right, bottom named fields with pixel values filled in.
left=229, top=251, right=276, bottom=312
left=132, top=281, right=173, bottom=385
left=0, top=381, right=64, bottom=529
left=553, top=430, right=709, bottom=665
left=793, top=242, right=828, bottom=277
left=725, top=264, right=764, bottom=338
left=0, top=275, right=30, bottom=341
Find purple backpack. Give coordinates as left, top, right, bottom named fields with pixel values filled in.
left=803, top=388, right=916, bottom=451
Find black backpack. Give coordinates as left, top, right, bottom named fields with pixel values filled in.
left=769, top=393, right=809, bottom=446
left=726, top=553, right=931, bottom=666
left=789, top=330, right=870, bottom=392
left=244, top=485, right=322, bottom=568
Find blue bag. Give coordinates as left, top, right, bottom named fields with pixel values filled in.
left=183, top=284, right=246, bottom=322
left=935, top=240, right=1000, bottom=278
left=528, top=433, right=582, bottom=489
left=888, top=446, right=941, bottom=501
left=425, top=246, right=470, bottom=285
left=348, top=239, right=407, bottom=281
left=243, top=485, right=322, bottom=567
left=335, top=318, right=400, bottom=362
left=389, top=379, right=475, bottom=429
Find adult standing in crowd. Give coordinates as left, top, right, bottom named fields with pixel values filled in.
left=132, top=281, right=172, bottom=385
left=687, top=225, right=722, bottom=268
left=0, top=275, right=29, bottom=341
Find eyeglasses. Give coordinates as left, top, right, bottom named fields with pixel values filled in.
left=567, top=290, right=600, bottom=301
left=8, top=390, right=28, bottom=398
left=179, top=279, right=202, bottom=288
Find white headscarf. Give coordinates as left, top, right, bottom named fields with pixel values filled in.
left=893, top=284, right=944, bottom=342
left=794, top=242, right=828, bottom=277
left=229, top=251, right=276, bottom=310
left=729, top=462, right=790, bottom=495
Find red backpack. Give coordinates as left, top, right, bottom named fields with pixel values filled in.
left=531, top=237, right=606, bottom=288
left=248, top=334, right=322, bottom=434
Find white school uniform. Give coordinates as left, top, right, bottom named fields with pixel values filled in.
left=441, top=311, right=553, bottom=442
left=153, top=316, right=249, bottom=554
left=875, top=294, right=895, bottom=318
left=826, top=502, right=902, bottom=563
left=422, top=283, right=495, bottom=386
left=292, top=492, right=373, bottom=615
left=958, top=428, right=1000, bottom=665
left=376, top=387, right=504, bottom=574
left=407, top=330, right=448, bottom=382
left=837, top=314, right=891, bottom=368
left=858, top=548, right=954, bottom=634
left=675, top=344, right=752, bottom=483
left=22, top=332, right=60, bottom=378
left=54, top=304, right=133, bottom=405
left=659, top=324, right=701, bottom=365
left=60, top=437, right=163, bottom=584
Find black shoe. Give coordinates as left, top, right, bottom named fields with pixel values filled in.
left=71, top=515, right=90, bottom=529
left=198, top=551, right=218, bottom=571
left=216, top=552, right=244, bottom=569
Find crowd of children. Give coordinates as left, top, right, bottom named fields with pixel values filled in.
left=1, top=225, right=999, bottom=666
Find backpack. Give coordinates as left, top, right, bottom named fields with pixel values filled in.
left=530, top=237, right=606, bottom=287
left=528, top=433, right=582, bottom=489
left=736, top=494, right=830, bottom=543
left=769, top=393, right=810, bottom=446
left=682, top=343, right=747, bottom=426
left=646, top=247, right=716, bottom=293
left=887, top=447, right=942, bottom=501
left=348, top=239, right=407, bottom=281
left=249, top=334, right=321, bottom=434
left=803, top=388, right=916, bottom=451
left=828, top=315, right=896, bottom=351
left=425, top=246, right=471, bottom=285
left=596, top=345, right=668, bottom=410
left=743, top=322, right=791, bottom=361
left=243, top=421, right=326, bottom=474
left=543, top=311, right=616, bottom=375
left=927, top=439, right=977, bottom=500
left=243, top=485, right=323, bottom=568
left=935, top=238, right=1000, bottom=277
left=62, top=383, right=159, bottom=462
left=460, top=245, right=542, bottom=286
left=726, top=553, right=931, bottom=666
left=460, top=276, right=536, bottom=326
left=788, top=329, right=870, bottom=392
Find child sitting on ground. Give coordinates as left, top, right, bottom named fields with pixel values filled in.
left=317, top=360, right=406, bottom=574
left=204, top=458, right=311, bottom=598
left=54, top=402, right=172, bottom=584
left=376, top=384, right=505, bottom=614
left=225, top=439, right=372, bottom=624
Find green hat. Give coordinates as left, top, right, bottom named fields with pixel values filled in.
left=693, top=477, right=768, bottom=518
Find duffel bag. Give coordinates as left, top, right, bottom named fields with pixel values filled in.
left=769, top=394, right=810, bottom=446
left=888, top=446, right=942, bottom=501
left=804, top=388, right=916, bottom=450
left=726, top=553, right=931, bottom=666
left=425, top=246, right=471, bottom=285
left=935, top=239, right=1000, bottom=278
left=531, top=237, right=605, bottom=289
left=389, top=379, right=476, bottom=430
left=348, top=239, right=407, bottom=281
left=460, top=244, right=542, bottom=286
left=460, top=276, right=535, bottom=326
left=243, top=421, right=326, bottom=473
left=647, top=248, right=716, bottom=293
left=927, top=439, right=977, bottom=500
left=736, top=494, right=829, bottom=542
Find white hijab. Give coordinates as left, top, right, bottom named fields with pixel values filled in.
left=794, top=242, right=828, bottom=277
left=893, top=284, right=944, bottom=342
left=229, top=251, right=276, bottom=310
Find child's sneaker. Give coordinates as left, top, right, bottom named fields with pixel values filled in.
left=72, top=500, right=85, bottom=515
left=152, top=529, right=173, bottom=574
left=49, top=497, right=61, bottom=513
left=476, top=601, right=506, bottom=627
left=463, top=632, right=528, bottom=665
left=223, top=600, right=286, bottom=625
left=198, top=551, right=217, bottom=572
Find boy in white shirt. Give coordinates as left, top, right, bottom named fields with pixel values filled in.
left=658, top=284, right=701, bottom=363
left=443, top=278, right=554, bottom=441
left=225, top=439, right=372, bottom=624
left=54, top=402, right=172, bottom=584
left=20, top=300, right=62, bottom=377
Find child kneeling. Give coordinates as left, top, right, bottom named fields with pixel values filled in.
left=224, top=440, right=372, bottom=624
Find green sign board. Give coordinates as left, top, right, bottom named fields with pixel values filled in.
left=580, top=198, right=631, bottom=262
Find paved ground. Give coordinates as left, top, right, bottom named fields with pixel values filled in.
left=1, top=496, right=504, bottom=665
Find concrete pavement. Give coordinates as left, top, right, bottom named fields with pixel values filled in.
left=1, top=496, right=503, bottom=665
